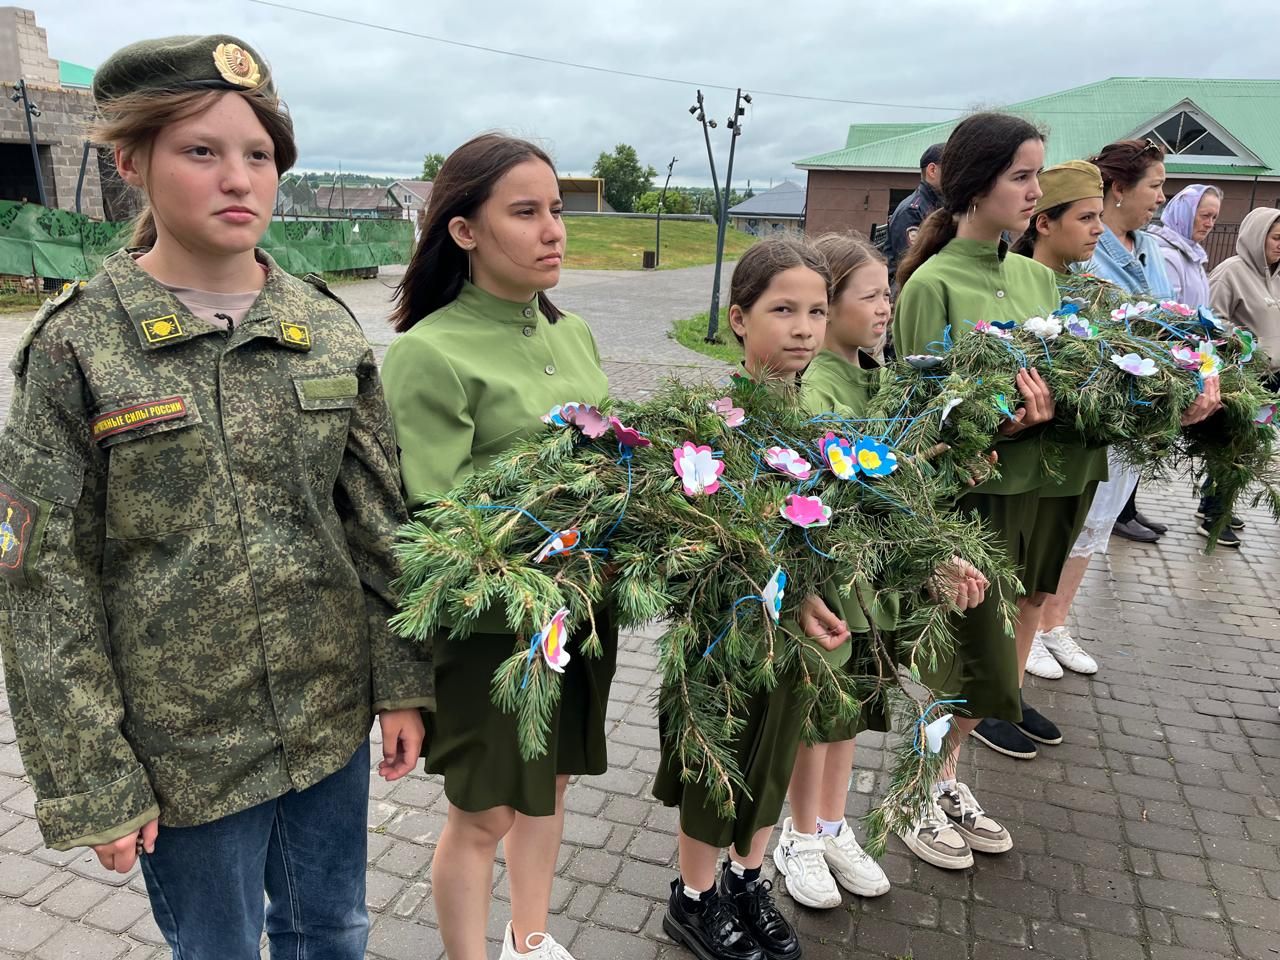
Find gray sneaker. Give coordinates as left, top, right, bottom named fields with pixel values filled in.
left=895, top=797, right=973, bottom=870
left=937, top=782, right=1012, bottom=854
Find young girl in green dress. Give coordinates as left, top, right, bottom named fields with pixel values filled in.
left=893, top=112, right=1060, bottom=868
left=382, top=134, right=616, bottom=960
left=656, top=237, right=853, bottom=960
left=775, top=233, right=987, bottom=905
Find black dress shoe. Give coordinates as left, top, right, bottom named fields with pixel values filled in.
left=1130, top=510, right=1167, bottom=535
left=1016, top=697, right=1063, bottom=745
left=969, top=717, right=1037, bottom=759
left=719, top=873, right=800, bottom=960
left=664, top=878, right=764, bottom=960
left=1112, top=519, right=1160, bottom=543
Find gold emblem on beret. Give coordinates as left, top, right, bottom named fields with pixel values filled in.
left=213, top=43, right=262, bottom=89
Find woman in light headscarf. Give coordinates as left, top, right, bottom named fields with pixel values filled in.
left=1148, top=183, right=1221, bottom=307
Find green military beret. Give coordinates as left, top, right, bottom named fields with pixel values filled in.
left=93, top=34, right=274, bottom=104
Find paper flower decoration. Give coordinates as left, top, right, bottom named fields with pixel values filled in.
left=1054, top=302, right=1081, bottom=317
left=761, top=567, right=787, bottom=623
left=530, top=607, right=571, bottom=673
left=994, top=394, right=1016, bottom=420
left=1065, top=316, right=1097, bottom=338
left=906, top=354, right=945, bottom=369
left=783, top=494, right=832, bottom=528
left=534, top=528, right=581, bottom=562
left=974, top=320, right=1012, bottom=339
left=1194, top=341, right=1220, bottom=378
left=1170, top=344, right=1199, bottom=370
left=543, top=402, right=609, bottom=439
left=1197, top=306, right=1225, bottom=332
left=1160, top=300, right=1195, bottom=317
left=821, top=432, right=857, bottom=480
left=854, top=437, right=898, bottom=476
left=763, top=446, right=813, bottom=481
left=708, top=397, right=746, bottom=428
left=1112, top=301, right=1155, bottom=321
left=673, top=442, right=724, bottom=495
left=1237, top=329, right=1256, bottom=364
left=1023, top=316, right=1063, bottom=340
left=921, top=713, right=954, bottom=755
left=940, top=397, right=963, bottom=424
left=608, top=416, right=651, bottom=448
left=1110, top=353, right=1158, bottom=377
left=1255, top=403, right=1276, bottom=425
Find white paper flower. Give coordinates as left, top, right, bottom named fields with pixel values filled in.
left=1023, top=316, right=1063, bottom=341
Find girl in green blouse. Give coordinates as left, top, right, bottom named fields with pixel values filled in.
left=382, top=134, right=615, bottom=960
left=893, top=112, right=1059, bottom=869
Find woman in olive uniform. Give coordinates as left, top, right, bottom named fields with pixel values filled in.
left=381, top=134, right=616, bottom=960
left=0, top=36, right=430, bottom=959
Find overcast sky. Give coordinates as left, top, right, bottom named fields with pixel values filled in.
left=29, top=0, right=1276, bottom=189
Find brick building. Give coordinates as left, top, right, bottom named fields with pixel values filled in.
left=0, top=7, right=111, bottom=219
left=797, top=78, right=1280, bottom=268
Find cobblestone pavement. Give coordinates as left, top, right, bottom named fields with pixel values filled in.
left=1, top=267, right=1278, bottom=959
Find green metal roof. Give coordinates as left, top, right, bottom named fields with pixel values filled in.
left=58, top=60, right=94, bottom=88
left=844, top=122, right=931, bottom=149
left=799, top=78, right=1280, bottom=177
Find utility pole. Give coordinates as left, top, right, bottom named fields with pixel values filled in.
left=655, top=156, right=677, bottom=268
left=689, top=91, right=721, bottom=215
left=10, top=79, right=49, bottom=207
left=704, top=88, right=751, bottom=342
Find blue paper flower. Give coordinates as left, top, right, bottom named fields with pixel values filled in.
left=853, top=437, right=898, bottom=476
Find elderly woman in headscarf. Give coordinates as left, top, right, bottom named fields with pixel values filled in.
left=1148, top=183, right=1222, bottom=306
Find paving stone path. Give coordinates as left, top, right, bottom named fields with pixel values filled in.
left=0, top=266, right=1277, bottom=959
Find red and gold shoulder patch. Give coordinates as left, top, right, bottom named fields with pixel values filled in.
left=0, top=483, right=37, bottom=578
left=91, top=397, right=188, bottom=442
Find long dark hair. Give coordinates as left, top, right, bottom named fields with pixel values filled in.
left=896, top=111, right=1043, bottom=288
left=391, top=133, right=563, bottom=332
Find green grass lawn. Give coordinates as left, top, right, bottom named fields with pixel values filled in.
left=670, top=311, right=743, bottom=364
left=0, top=292, right=44, bottom=314
left=565, top=217, right=755, bottom=270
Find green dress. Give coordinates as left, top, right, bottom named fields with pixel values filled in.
left=894, top=238, right=1061, bottom=720
left=651, top=377, right=813, bottom=855
left=800, top=349, right=901, bottom=740
left=381, top=281, right=618, bottom=816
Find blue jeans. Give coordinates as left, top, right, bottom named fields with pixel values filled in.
left=139, top=740, right=371, bottom=960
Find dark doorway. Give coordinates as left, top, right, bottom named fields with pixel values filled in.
left=0, top=142, right=45, bottom=203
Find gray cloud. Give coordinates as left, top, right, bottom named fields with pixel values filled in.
left=30, top=0, right=1278, bottom=189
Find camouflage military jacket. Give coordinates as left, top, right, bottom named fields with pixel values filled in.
left=0, top=251, right=433, bottom=851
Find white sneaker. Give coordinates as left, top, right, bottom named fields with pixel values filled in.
left=1026, top=633, right=1064, bottom=679
left=894, top=798, right=973, bottom=870
left=499, top=923, right=575, bottom=960
left=936, top=782, right=1012, bottom=854
left=771, top=817, right=842, bottom=909
left=822, top=821, right=890, bottom=897
left=1040, top=625, right=1098, bottom=675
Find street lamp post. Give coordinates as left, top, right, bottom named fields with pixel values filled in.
left=10, top=79, right=49, bottom=207
left=655, top=155, right=676, bottom=268
left=702, top=88, right=750, bottom=342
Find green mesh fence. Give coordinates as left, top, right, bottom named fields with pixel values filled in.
left=0, top=201, right=413, bottom=280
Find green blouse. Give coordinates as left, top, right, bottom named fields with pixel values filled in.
left=382, top=281, right=608, bottom=632
left=893, top=237, right=1059, bottom=496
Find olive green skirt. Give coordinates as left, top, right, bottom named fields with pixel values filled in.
left=916, top=484, right=1099, bottom=721
left=819, top=631, right=892, bottom=743
left=425, top=611, right=617, bottom=817
left=653, top=671, right=807, bottom=857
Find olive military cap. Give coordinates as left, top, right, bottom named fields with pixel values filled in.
left=93, top=34, right=274, bottom=103
left=1034, top=160, right=1105, bottom=217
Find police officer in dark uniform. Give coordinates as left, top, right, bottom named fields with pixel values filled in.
left=886, top=143, right=945, bottom=284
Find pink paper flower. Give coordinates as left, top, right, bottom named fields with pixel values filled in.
left=608, top=416, right=652, bottom=448
left=1255, top=403, right=1276, bottom=426
left=974, top=320, right=1012, bottom=339
left=763, top=446, right=813, bottom=481
left=708, top=397, right=746, bottom=428
left=1160, top=300, right=1195, bottom=317
left=1110, top=352, right=1158, bottom=377
left=783, top=494, right=832, bottom=528
left=673, top=442, right=725, bottom=495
